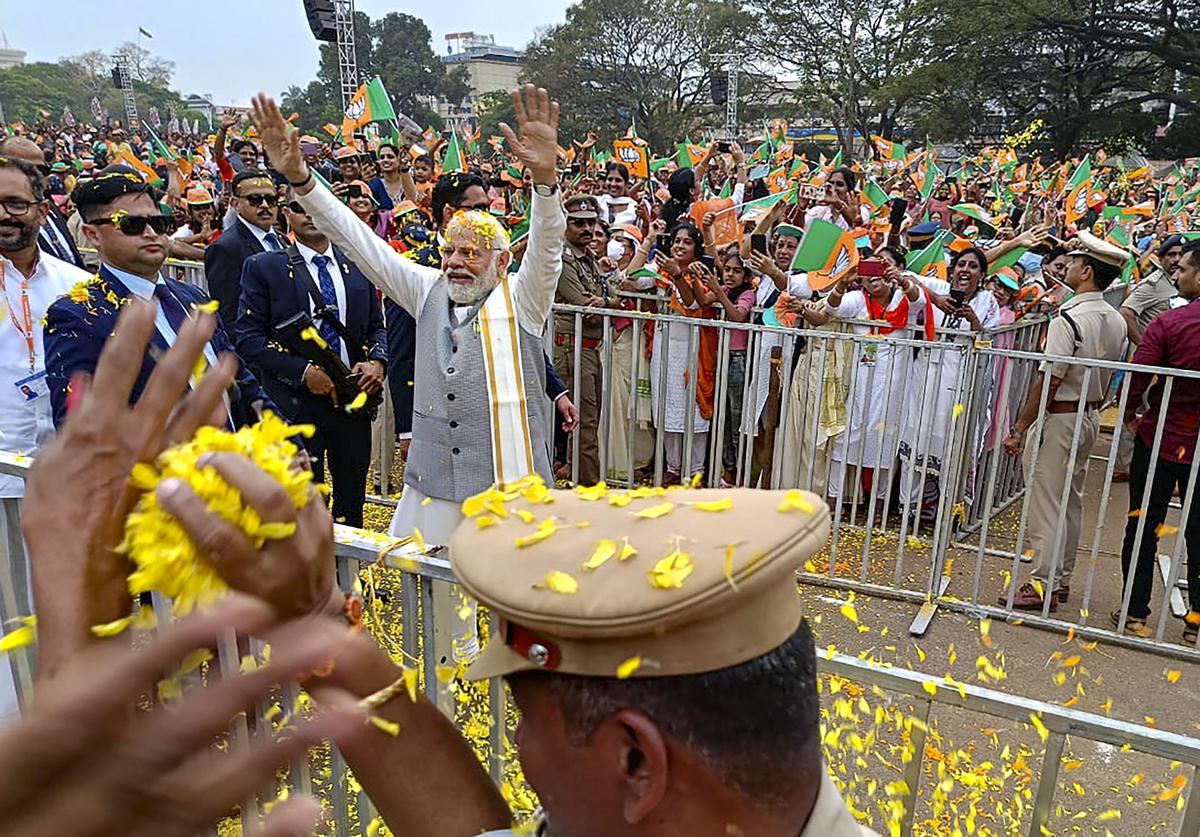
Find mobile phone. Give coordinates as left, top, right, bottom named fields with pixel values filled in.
left=751, top=233, right=768, bottom=254
left=949, top=288, right=966, bottom=306
left=858, top=259, right=886, bottom=277
left=346, top=185, right=366, bottom=199
left=656, top=233, right=672, bottom=252
left=888, top=197, right=909, bottom=229
left=716, top=141, right=731, bottom=154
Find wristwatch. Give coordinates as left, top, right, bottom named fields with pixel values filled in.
left=533, top=182, right=558, bottom=197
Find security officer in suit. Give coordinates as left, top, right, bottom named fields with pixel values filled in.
left=236, top=190, right=386, bottom=527
left=44, top=169, right=271, bottom=430
left=1002, top=231, right=1128, bottom=611
left=553, top=194, right=613, bottom=486
left=204, top=169, right=284, bottom=332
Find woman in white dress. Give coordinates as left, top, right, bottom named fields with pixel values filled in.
left=898, top=246, right=1002, bottom=524
left=650, top=222, right=718, bottom=483
left=822, top=259, right=924, bottom=507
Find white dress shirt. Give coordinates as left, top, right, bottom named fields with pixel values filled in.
left=298, top=178, right=566, bottom=544
left=237, top=215, right=281, bottom=250
left=293, top=240, right=350, bottom=366
left=0, top=251, right=91, bottom=498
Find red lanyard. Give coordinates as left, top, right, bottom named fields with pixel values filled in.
left=0, top=261, right=36, bottom=372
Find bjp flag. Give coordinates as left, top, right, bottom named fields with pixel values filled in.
left=613, top=139, right=650, bottom=179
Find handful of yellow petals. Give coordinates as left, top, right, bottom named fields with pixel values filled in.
left=114, top=412, right=317, bottom=623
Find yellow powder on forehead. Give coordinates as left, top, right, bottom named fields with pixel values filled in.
left=445, top=209, right=510, bottom=251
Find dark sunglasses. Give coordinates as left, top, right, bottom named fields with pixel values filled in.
left=239, top=193, right=278, bottom=207
left=454, top=201, right=491, bottom=212
left=92, top=214, right=172, bottom=236
left=287, top=201, right=308, bottom=214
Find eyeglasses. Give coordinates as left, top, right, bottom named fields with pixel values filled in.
left=287, top=201, right=307, bottom=214
left=91, top=214, right=172, bottom=236
left=0, top=198, right=36, bottom=217
left=239, top=193, right=278, bottom=207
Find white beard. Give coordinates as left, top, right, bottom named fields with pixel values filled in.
left=445, top=265, right=501, bottom=305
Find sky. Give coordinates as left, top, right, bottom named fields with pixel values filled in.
left=0, top=0, right=570, bottom=105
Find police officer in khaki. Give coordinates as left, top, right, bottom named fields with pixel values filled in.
left=1002, top=231, right=1129, bottom=611
left=554, top=194, right=611, bottom=485
left=449, top=484, right=877, bottom=836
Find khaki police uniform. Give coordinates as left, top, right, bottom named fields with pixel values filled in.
left=451, top=484, right=877, bottom=837
left=1025, top=233, right=1128, bottom=594
left=553, top=195, right=607, bottom=485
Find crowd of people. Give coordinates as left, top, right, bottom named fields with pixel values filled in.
left=0, top=95, right=1197, bottom=605
left=0, top=71, right=1197, bottom=834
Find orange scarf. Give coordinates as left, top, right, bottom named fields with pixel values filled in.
left=865, top=287, right=936, bottom=341
left=668, top=294, right=719, bottom=421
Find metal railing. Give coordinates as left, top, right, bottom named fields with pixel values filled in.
left=2, top=450, right=1199, bottom=835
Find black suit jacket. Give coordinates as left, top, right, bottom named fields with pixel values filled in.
left=235, top=245, right=387, bottom=424
left=204, top=220, right=269, bottom=332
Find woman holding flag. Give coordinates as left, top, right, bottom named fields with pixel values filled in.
left=898, top=246, right=1002, bottom=525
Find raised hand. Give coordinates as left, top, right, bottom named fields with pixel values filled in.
left=498, top=84, right=560, bottom=186
left=249, top=93, right=306, bottom=184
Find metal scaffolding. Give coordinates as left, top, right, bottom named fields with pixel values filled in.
left=114, top=54, right=139, bottom=126
left=710, top=53, right=741, bottom=139
left=334, top=0, right=359, bottom=108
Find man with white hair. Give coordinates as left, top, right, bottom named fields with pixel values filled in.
left=251, top=87, right=564, bottom=543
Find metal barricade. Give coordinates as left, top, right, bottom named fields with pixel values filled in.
left=78, top=250, right=208, bottom=291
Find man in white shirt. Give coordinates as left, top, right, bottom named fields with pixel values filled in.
left=0, top=155, right=90, bottom=498
left=251, top=86, right=564, bottom=545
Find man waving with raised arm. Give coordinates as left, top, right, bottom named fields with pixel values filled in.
left=249, top=87, right=565, bottom=544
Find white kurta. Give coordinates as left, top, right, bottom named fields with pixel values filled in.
left=827, top=288, right=920, bottom=470
left=899, top=282, right=1001, bottom=482
left=744, top=272, right=815, bottom=436
left=650, top=292, right=710, bottom=434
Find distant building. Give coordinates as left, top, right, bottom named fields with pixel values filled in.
left=437, top=33, right=523, bottom=132
left=182, top=94, right=216, bottom=125
left=0, top=32, right=26, bottom=70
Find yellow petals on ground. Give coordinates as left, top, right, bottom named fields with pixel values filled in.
left=607, top=492, right=632, bottom=507
left=1156, top=523, right=1180, bottom=537
left=369, top=716, right=400, bottom=736
left=777, top=490, right=815, bottom=513
left=192, top=299, right=220, bottom=313
left=540, top=570, right=579, bottom=594
left=692, top=496, right=733, bottom=512
left=90, top=615, right=134, bottom=637
left=582, top=539, right=618, bottom=570
left=840, top=602, right=859, bottom=623
left=633, top=501, right=674, bottom=520
left=1167, top=669, right=1182, bottom=683
left=647, top=549, right=694, bottom=589
left=616, top=656, right=642, bottom=679
left=1029, top=712, right=1049, bottom=743
left=345, top=391, right=369, bottom=412
left=516, top=518, right=557, bottom=548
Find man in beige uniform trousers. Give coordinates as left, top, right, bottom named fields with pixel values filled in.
left=1002, top=232, right=1129, bottom=611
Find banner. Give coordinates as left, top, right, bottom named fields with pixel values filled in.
left=613, top=138, right=649, bottom=180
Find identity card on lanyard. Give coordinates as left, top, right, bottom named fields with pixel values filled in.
left=0, top=261, right=48, bottom=401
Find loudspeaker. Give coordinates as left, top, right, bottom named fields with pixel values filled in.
left=303, top=0, right=337, bottom=42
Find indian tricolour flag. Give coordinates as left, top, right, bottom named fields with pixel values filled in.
left=341, top=76, right=397, bottom=139
left=789, top=218, right=860, bottom=290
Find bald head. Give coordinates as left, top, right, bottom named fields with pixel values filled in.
left=0, top=137, right=46, bottom=168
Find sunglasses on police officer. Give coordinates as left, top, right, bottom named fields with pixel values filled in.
left=90, top=214, right=172, bottom=236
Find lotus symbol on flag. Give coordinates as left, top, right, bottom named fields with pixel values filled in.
left=1072, top=188, right=1088, bottom=218
left=345, top=97, right=366, bottom=123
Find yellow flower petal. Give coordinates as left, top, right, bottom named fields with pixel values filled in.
left=192, top=299, right=220, bottom=313
left=403, top=667, right=419, bottom=702
left=299, top=326, right=328, bottom=349
left=616, top=656, right=642, bottom=679
left=515, top=509, right=536, bottom=523
left=0, top=624, right=35, bottom=651
left=179, top=648, right=213, bottom=674
left=633, top=501, right=674, bottom=519
left=582, top=538, right=618, bottom=570
left=607, top=493, right=632, bottom=507
left=369, top=715, right=401, bottom=736
left=346, top=391, right=369, bottom=412
left=575, top=482, right=607, bottom=500
left=541, top=570, right=579, bottom=594
left=693, top=496, right=733, bottom=512
left=90, top=615, right=134, bottom=638
left=618, top=538, right=638, bottom=561
left=647, top=548, right=693, bottom=589
left=777, top=490, right=815, bottom=513
left=476, top=515, right=501, bottom=529
left=515, top=518, right=557, bottom=548
left=129, top=462, right=160, bottom=490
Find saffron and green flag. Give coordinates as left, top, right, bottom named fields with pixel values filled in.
left=442, top=131, right=466, bottom=174
left=789, top=218, right=860, bottom=290
left=341, top=76, right=396, bottom=139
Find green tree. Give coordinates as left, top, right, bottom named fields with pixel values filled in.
left=518, top=0, right=766, bottom=152
left=304, top=11, right=454, bottom=130
left=475, top=89, right=518, bottom=145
